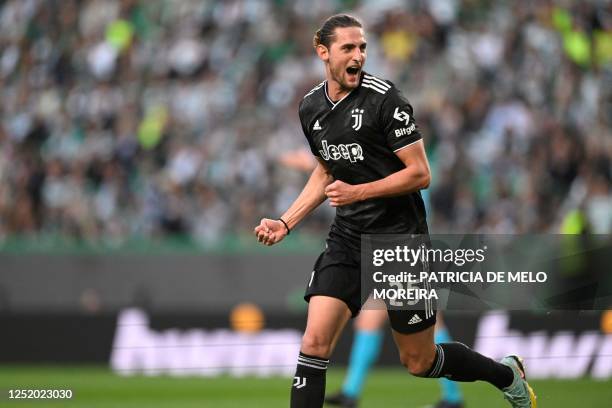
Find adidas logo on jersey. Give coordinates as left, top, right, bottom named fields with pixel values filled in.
left=313, top=120, right=322, bottom=131
left=319, top=140, right=364, bottom=163
left=408, top=314, right=423, bottom=325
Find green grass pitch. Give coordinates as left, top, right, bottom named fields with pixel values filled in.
left=1, top=366, right=611, bottom=407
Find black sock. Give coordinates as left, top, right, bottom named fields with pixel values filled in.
left=290, top=352, right=329, bottom=408
left=425, top=342, right=514, bottom=390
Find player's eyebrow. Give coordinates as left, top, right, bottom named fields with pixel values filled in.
left=340, top=41, right=367, bottom=50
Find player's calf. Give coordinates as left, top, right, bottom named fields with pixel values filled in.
left=291, top=352, right=330, bottom=408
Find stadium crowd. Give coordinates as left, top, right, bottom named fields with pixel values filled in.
left=0, top=0, right=610, bottom=246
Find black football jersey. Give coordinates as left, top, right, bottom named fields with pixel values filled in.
left=298, top=72, right=428, bottom=241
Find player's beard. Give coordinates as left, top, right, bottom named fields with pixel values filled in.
left=330, top=62, right=360, bottom=92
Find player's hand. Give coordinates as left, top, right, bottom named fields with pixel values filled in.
left=325, top=180, right=365, bottom=207
left=254, top=218, right=288, bottom=246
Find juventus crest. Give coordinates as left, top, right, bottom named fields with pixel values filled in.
left=351, top=108, right=364, bottom=131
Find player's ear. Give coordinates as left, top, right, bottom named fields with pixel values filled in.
left=315, top=44, right=329, bottom=62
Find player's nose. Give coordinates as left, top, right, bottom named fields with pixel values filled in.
left=352, top=49, right=364, bottom=63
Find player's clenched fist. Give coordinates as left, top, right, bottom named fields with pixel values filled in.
left=325, top=180, right=365, bottom=207
left=254, top=218, right=288, bottom=246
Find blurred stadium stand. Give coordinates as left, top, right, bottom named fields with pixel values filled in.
left=0, top=0, right=611, bottom=378
left=0, top=0, right=610, bottom=249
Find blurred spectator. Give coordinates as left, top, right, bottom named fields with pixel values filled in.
left=0, top=0, right=610, bottom=248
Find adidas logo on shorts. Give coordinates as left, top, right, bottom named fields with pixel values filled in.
left=408, top=314, right=423, bottom=325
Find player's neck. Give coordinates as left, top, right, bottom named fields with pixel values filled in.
left=325, top=78, right=350, bottom=102
left=323, top=62, right=357, bottom=102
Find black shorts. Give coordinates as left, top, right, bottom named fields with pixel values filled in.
left=304, top=226, right=436, bottom=334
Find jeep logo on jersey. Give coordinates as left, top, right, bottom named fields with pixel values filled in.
left=319, top=140, right=364, bottom=163
left=351, top=108, right=364, bottom=131
left=393, top=107, right=411, bottom=125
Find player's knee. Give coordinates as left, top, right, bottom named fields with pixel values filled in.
left=300, top=333, right=333, bottom=358
left=399, top=350, right=435, bottom=377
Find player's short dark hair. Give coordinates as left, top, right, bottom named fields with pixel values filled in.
left=313, top=14, right=362, bottom=49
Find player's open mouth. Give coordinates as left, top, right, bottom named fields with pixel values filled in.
left=346, top=66, right=360, bottom=76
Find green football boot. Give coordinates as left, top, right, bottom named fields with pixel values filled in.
left=501, top=356, right=537, bottom=408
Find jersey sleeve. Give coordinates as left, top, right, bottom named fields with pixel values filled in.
left=298, top=101, right=320, bottom=157
left=379, top=88, right=422, bottom=152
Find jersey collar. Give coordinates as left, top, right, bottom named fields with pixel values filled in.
left=324, top=73, right=363, bottom=110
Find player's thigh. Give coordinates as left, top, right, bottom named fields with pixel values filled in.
left=355, top=299, right=388, bottom=331
left=302, top=295, right=352, bottom=357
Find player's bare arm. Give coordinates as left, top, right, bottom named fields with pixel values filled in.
left=324, top=140, right=430, bottom=207
left=254, top=158, right=333, bottom=245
